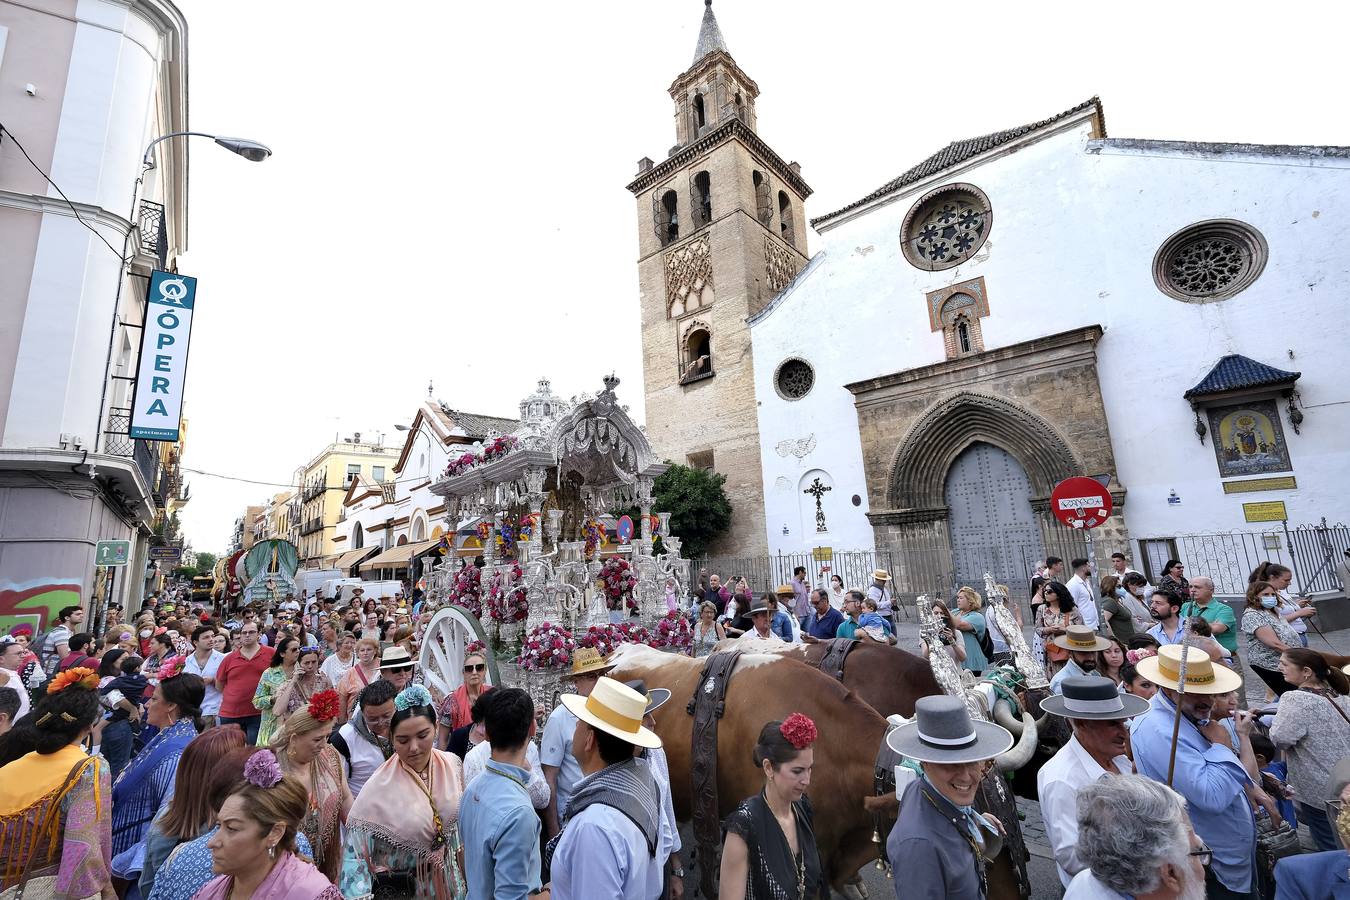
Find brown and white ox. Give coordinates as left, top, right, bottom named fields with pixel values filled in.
left=609, top=643, right=1036, bottom=899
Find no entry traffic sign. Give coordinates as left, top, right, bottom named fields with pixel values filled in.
left=1050, top=477, right=1113, bottom=529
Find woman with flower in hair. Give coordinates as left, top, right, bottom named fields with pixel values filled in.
left=271, top=690, right=350, bottom=882
left=251, top=635, right=299, bottom=747
left=720, top=713, right=824, bottom=900
left=197, top=750, right=341, bottom=900
left=0, top=667, right=113, bottom=900
left=342, top=684, right=466, bottom=899
left=111, top=657, right=204, bottom=858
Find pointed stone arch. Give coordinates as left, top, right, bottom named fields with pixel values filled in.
left=887, top=392, right=1080, bottom=510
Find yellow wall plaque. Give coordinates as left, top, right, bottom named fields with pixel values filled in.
left=812, top=546, right=833, bottom=562
left=1223, top=476, right=1297, bottom=494
left=1243, top=501, right=1288, bottom=523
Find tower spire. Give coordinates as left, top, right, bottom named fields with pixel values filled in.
left=692, top=0, right=728, bottom=64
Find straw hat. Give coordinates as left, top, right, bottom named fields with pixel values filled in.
left=774, top=584, right=795, bottom=598
left=1051, top=624, right=1113, bottom=653
left=872, top=570, right=891, bottom=582
left=569, top=646, right=615, bottom=677
left=561, top=676, right=663, bottom=749
left=1136, top=644, right=1242, bottom=695
left=1039, top=676, right=1150, bottom=720
left=378, top=646, right=414, bottom=671
left=886, top=695, right=1013, bottom=764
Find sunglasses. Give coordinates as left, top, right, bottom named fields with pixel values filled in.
left=299, top=645, right=322, bottom=654
left=463, top=663, right=486, bottom=673
left=386, top=664, right=413, bottom=673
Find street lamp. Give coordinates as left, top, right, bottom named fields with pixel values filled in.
left=142, top=131, right=272, bottom=167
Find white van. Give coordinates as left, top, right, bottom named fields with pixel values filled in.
left=296, top=569, right=343, bottom=598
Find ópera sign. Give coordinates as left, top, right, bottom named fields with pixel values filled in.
left=129, top=271, right=197, bottom=441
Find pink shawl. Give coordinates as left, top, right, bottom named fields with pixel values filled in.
left=346, top=749, right=463, bottom=852
left=192, top=851, right=340, bottom=900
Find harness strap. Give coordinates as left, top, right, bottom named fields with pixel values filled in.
left=815, top=637, right=857, bottom=682
left=686, top=648, right=742, bottom=900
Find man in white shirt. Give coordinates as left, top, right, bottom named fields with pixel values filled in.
left=331, top=678, right=396, bottom=796
left=1037, top=676, right=1150, bottom=887
left=184, top=625, right=225, bottom=727
left=1108, top=552, right=1141, bottom=580
left=1066, top=558, right=1100, bottom=630
left=541, top=648, right=613, bottom=838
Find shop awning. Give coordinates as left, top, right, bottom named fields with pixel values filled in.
left=359, top=538, right=441, bottom=572
left=334, top=546, right=379, bottom=572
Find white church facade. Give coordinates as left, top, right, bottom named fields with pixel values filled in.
left=747, top=99, right=1350, bottom=598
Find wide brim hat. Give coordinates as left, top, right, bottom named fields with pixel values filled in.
left=1052, top=625, right=1113, bottom=653
left=774, top=584, right=795, bottom=598
left=1040, top=676, right=1151, bottom=720
left=1136, top=644, right=1242, bottom=695
left=561, top=676, right=663, bottom=749
left=624, top=679, right=672, bottom=716
left=379, top=646, right=414, bottom=670
left=570, top=646, right=615, bottom=677
left=872, top=570, right=891, bottom=582
left=886, top=695, right=1014, bottom=764
left=747, top=597, right=772, bottom=616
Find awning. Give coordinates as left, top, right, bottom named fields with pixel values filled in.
left=334, top=546, right=379, bottom=572
left=359, top=538, right=441, bottom=572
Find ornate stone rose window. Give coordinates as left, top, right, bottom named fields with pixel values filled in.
left=900, top=183, right=992, bottom=271
left=774, top=358, right=815, bottom=400
left=1153, top=219, right=1267, bottom=302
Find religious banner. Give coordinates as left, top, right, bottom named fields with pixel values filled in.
left=1206, top=399, right=1292, bottom=478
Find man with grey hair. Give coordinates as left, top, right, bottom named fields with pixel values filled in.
left=1181, top=576, right=1244, bottom=706
left=1066, top=775, right=1208, bottom=900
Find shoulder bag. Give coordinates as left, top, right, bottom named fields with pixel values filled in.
left=0, top=756, right=101, bottom=900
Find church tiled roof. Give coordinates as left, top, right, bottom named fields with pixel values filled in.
left=431, top=405, right=519, bottom=439
left=811, top=97, right=1103, bottom=227
left=1183, top=354, right=1301, bottom=400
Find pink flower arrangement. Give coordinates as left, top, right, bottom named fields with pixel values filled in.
left=517, top=622, right=575, bottom=671
left=487, top=564, right=529, bottom=623
left=648, top=611, right=693, bottom=651
left=442, top=435, right=520, bottom=478
left=576, top=621, right=651, bottom=656
left=465, top=639, right=486, bottom=655
left=447, top=564, right=483, bottom=619
left=597, top=557, right=638, bottom=613
left=243, top=750, right=284, bottom=788
left=157, top=655, right=187, bottom=681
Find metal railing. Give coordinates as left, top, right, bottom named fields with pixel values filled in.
left=137, top=200, right=168, bottom=270
left=1153, top=521, right=1349, bottom=597
left=103, top=406, right=160, bottom=491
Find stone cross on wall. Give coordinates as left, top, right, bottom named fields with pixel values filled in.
left=803, top=477, right=831, bottom=533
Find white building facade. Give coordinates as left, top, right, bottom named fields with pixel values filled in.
left=751, top=99, right=1349, bottom=598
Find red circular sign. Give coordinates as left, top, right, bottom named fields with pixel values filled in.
left=1049, top=477, right=1113, bottom=530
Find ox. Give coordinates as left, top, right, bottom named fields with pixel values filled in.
left=610, top=642, right=1033, bottom=899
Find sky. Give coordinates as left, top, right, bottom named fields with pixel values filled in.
left=173, top=0, right=1348, bottom=552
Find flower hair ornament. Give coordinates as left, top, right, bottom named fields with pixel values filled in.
left=307, top=689, right=341, bottom=722
left=779, top=712, right=818, bottom=750
left=157, top=655, right=187, bottom=681
left=1126, top=648, right=1158, bottom=665
left=243, top=750, right=285, bottom=788
left=47, top=666, right=99, bottom=695
left=394, top=684, right=433, bottom=712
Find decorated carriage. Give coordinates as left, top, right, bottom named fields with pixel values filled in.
left=415, top=376, right=692, bottom=714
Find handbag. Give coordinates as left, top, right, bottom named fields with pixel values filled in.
left=1254, top=810, right=1303, bottom=883
left=0, top=757, right=101, bottom=900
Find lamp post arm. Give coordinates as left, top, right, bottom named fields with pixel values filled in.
left=143, top=131, right=221, bottom=167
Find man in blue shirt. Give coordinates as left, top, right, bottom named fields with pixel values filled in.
left=1132, top=645, right=1256, bottom=899
left=1146, top=589, right=1188, bottom=645
left=461, top=688, right=545, bottom=900
left=802, top=589, right=845, bottom=641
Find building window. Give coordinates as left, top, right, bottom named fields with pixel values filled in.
left=680, top=322, right=713, bottom=384
left=734, top=92, right=745, bottom=122
left=928, top=280, right=990, bottom=359
left=778, top=191, right=795, bottom=243
left=774, top=358, right=815, bottom=400
left=688, top=449, right=714, bottom=471
left=655, top=189, right=679, bottom=247
left=753, top=171, right=772, bottom=227
left=372, top=466, right=386, bottom=482
left=957, top=319, right=972, bottom=353
left=1153, top=219, right=1268, bottom=302
left=1139, top=538, right=1178, bottom=583
left=347, top=463, right=360, bottom=484
left=352, top=522, right=364, bottom=550
left=692, top=171, right=712, bottom=229
left=693, top=93, right=706, bottom=131
left=900, top=182, right=991, bottom=271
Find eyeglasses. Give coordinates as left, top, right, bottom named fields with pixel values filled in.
left=386, top=665, right=413, bottom=673
left=463, top=663, right=486, bottom=673
left=299, top=646, right=322, bottom=654
left=1189, top=845, right=1213, bottom=868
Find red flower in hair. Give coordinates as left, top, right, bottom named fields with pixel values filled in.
left=308, top=689, right=341, bottom=723
left=779, top=712, right=817, bottom=750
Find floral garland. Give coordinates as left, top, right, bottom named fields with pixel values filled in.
left=519, top=513, right=538, bottom=542
left=576, top=621, right=651, bottom=657
left=487, top=564, right=529, bottom=623
left=447, top=564, right=483, bottom=619
left=518, top=622, right=574, bottom=671
left=597, top=556, right=638, bottom=612
left=583, top=519, right=606, bottom=561
left=464, top=639, right=486, bottom=655
left=443, top=435, right=520, bottom=478
left=649, top=611, right=693, bottom=651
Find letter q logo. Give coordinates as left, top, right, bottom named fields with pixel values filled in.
left=158, top=277, right=189, bottom=306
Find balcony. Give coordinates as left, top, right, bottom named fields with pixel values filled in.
left=103, top=406, right=160, bottom=493
left=300, top=518, right=325, bottom=536
left=302, top=481, right=326, bottom=502
left=137, top=200, right=168, bottom=270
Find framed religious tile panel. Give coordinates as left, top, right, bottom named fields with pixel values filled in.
left=1206, top=399, right=1292, bottom=478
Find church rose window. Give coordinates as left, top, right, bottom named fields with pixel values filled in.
left=900, top=183, right=991, bottom=271
left=1153, top=219, right=1267, bottom=302
left=775, top=358, right=815, bottom=400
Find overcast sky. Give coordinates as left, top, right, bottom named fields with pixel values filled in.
left=173, top=0, right=1346, bottom=552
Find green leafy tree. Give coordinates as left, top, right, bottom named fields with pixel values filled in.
left=651, top=463, right=732, bottom=559
left=173, top=566, right=197, bottom=580
left=195, top=551, right=218, bottom=577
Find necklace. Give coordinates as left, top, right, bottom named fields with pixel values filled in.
left=401, top=759, right=445, bottom=849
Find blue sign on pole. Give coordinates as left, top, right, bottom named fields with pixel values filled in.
left=129, top=271, right=197, bottom=441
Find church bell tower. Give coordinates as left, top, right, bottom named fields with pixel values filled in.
left=627, top=0, right=812, bottom=556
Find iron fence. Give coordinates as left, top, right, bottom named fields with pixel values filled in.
left=1149, top=520, right=1349, bottom=597
left=137, top=199, right=168, bottom=269
left=103, top=406, right=160, bottom=490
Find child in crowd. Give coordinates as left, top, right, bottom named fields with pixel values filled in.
left=859, top=598, right=894, bottom=642
left=1250, top=733, right=1298, bottom=828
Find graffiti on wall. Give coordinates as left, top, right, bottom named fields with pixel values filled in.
left=0, top=579, right=83, bottom=635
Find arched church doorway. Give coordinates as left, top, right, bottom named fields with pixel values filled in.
left=943, top=441, right=1044, bottom=594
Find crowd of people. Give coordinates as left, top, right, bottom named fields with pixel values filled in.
left=0, top=548, right=1346, bottom=900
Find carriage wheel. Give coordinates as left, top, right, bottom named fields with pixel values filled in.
left=418, top=606, right=499, bottom=699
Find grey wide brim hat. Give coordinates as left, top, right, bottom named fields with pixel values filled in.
left=1039, top=676, right=1151, bottom=720
left=886, top=695, right=1014, bottom=764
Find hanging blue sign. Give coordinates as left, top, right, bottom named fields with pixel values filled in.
left=129, top=270, right=197, bottom=441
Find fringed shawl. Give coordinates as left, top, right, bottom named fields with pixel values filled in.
left=110, top=716, right=197, bottom=857
left=0, top=746, right=109, bottom=896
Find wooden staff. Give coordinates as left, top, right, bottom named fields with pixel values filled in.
left=1165, top=631, right=1193, bottom=787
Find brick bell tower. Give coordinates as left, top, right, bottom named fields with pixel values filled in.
left=627, top=0, right=811, bottom=556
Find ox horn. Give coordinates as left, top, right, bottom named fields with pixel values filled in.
left=994, top=712, right=1037, bottom=773
left=992, top=698, right=1024, bottom=737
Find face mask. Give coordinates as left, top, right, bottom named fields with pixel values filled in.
left=1260, top=597, right=1279, bottom=609
left=139, top=629, right=152, bottom=638
left=1115, top=588, right=1129, bottom=600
